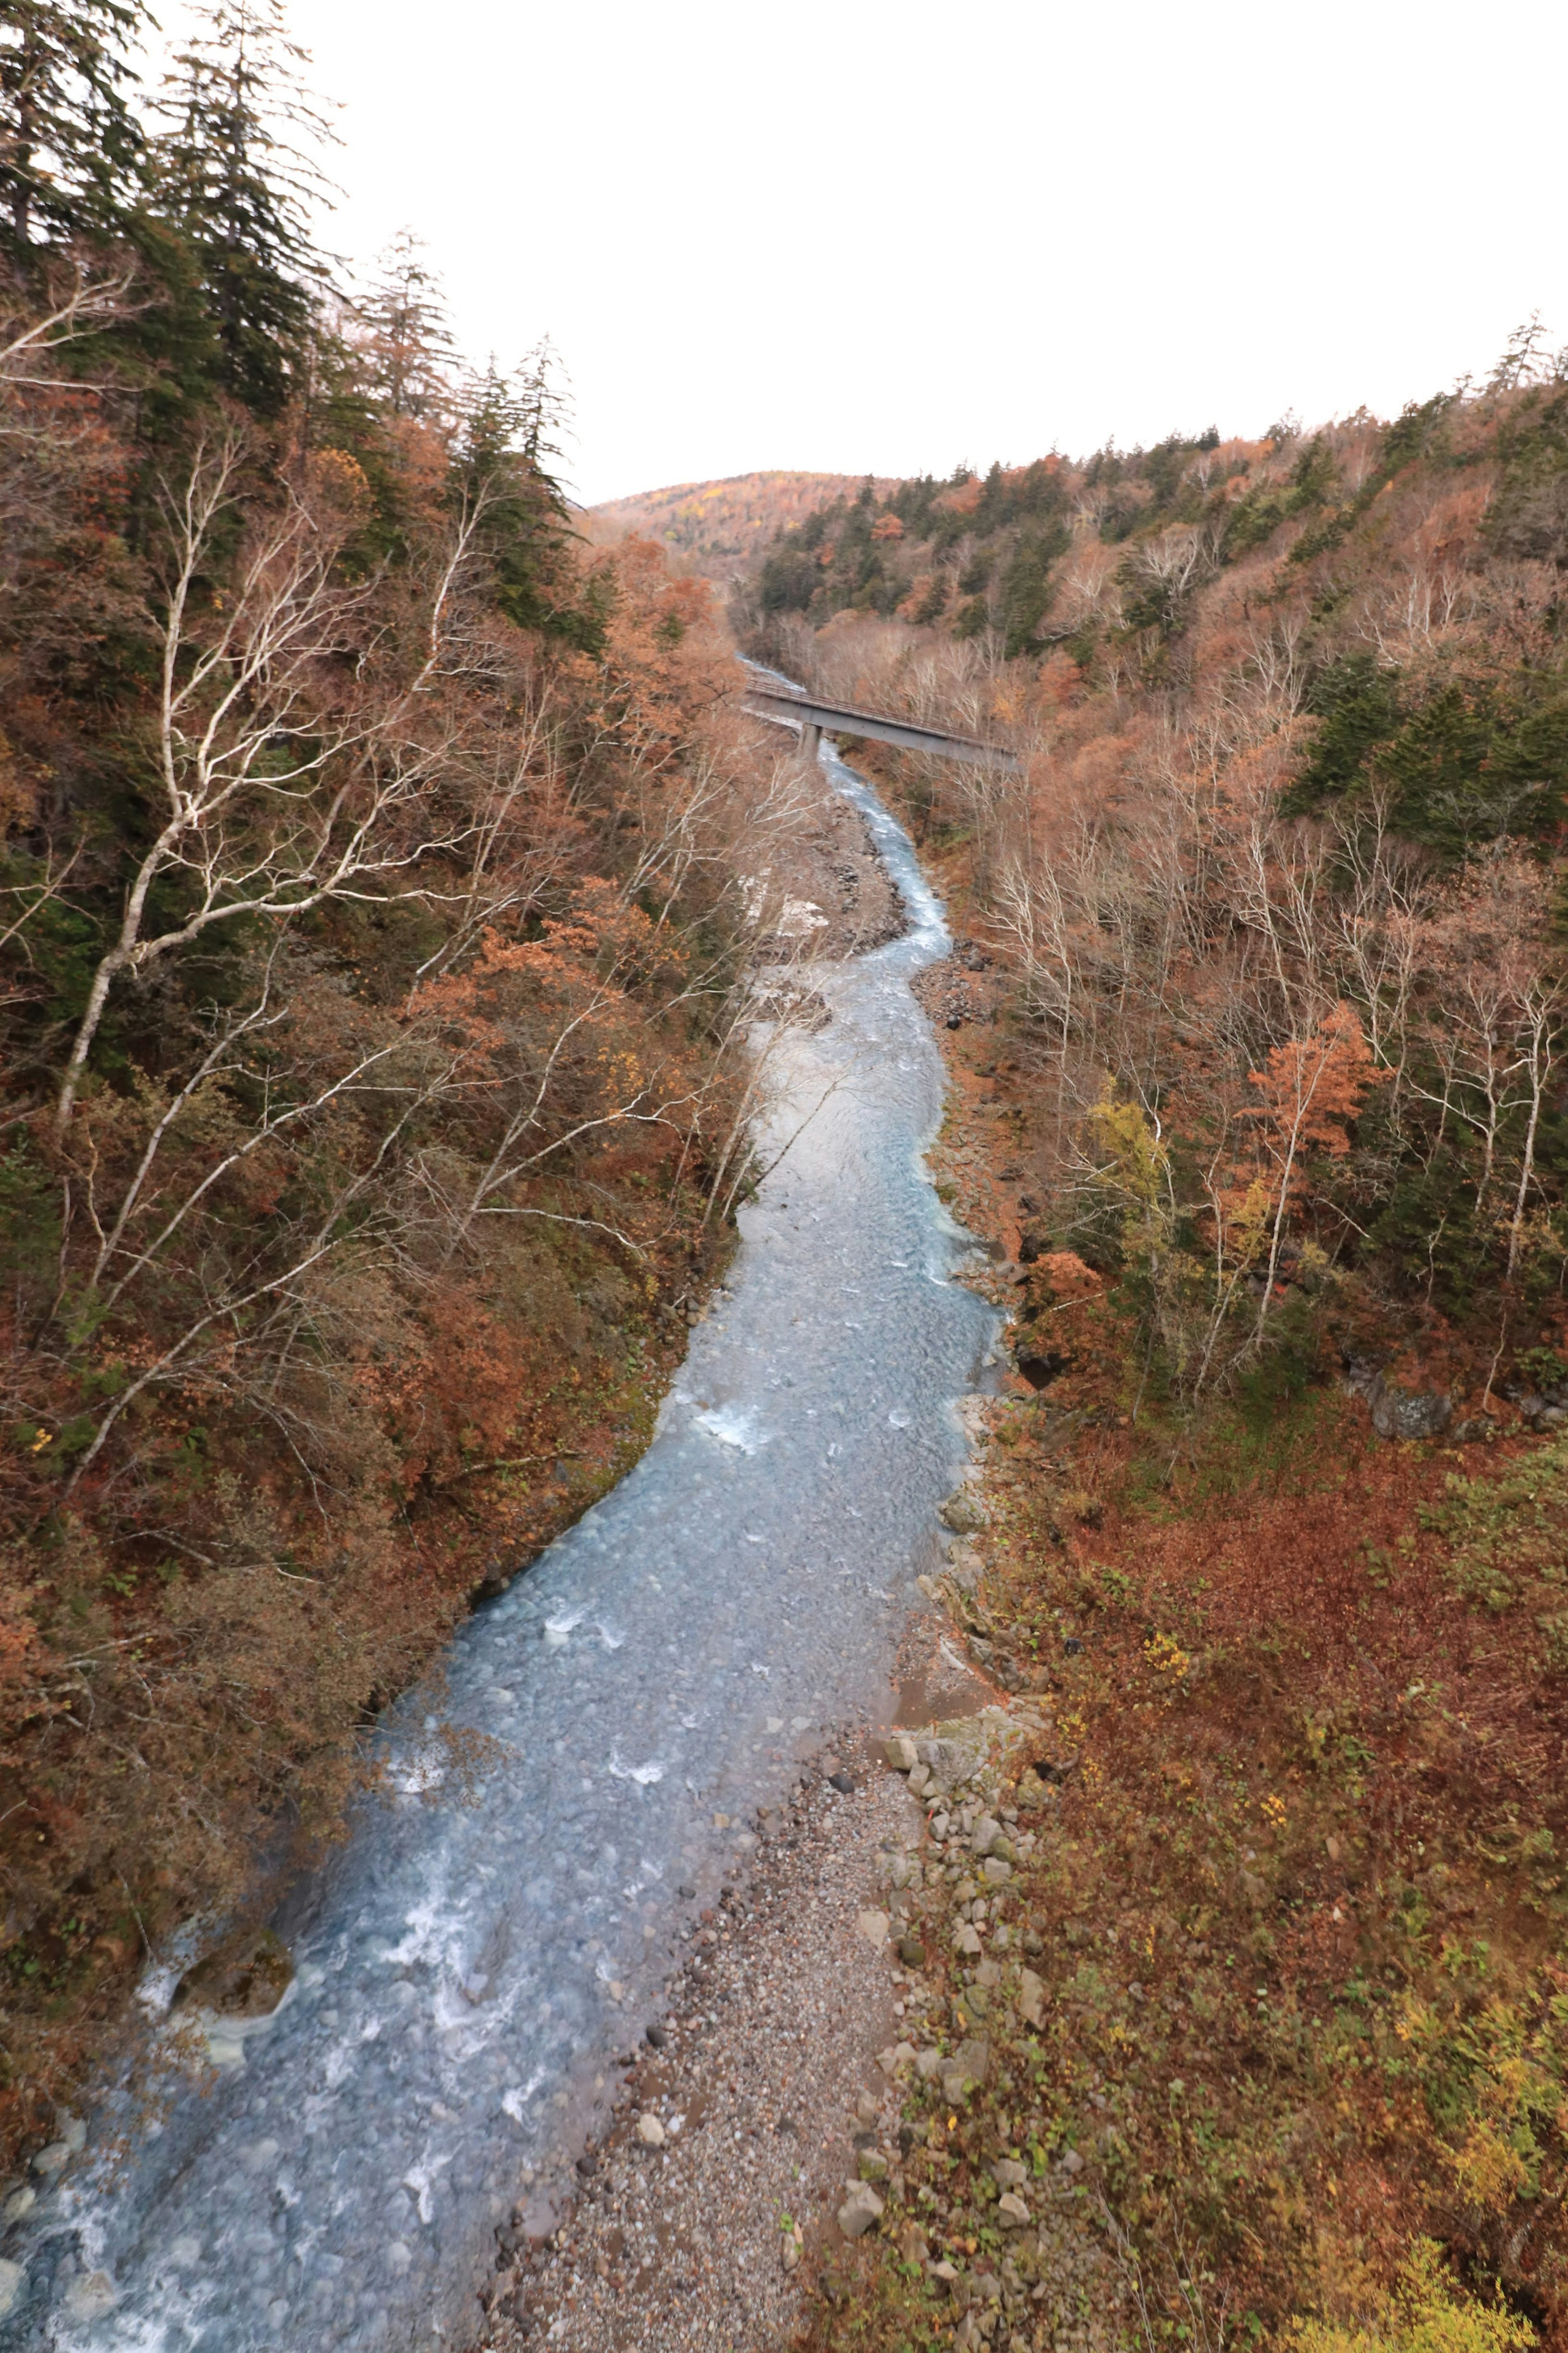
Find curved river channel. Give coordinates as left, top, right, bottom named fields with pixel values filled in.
left=4, top=741, right=995, bottom=2353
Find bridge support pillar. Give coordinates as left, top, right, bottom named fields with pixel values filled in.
left=800, top=722, right=822, bottom=761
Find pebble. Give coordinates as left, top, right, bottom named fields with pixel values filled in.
left=635, top=2114, right=666, bottom=2148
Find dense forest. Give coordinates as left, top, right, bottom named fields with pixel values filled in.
left=744, top=354, right=1568, bottom=1348
left=745, top=356, right=1568, bottom=2341
left=0, top=0, right=818, bottom=2165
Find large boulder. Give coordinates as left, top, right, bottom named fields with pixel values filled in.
left=1366, top=1371, right=1452, bottom=1442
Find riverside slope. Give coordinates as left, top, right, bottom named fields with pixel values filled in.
left=6, top=747, right=993, bottom=2353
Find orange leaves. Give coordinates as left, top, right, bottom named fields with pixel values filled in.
left=1247, top=1001, right=1385, bottom=1161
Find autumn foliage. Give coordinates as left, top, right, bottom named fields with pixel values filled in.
left=750, top=352, right=1568, bottom=2338
left=0, top=158, right=822, bottom=2168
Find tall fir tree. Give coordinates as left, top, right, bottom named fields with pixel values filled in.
left=151, top=0, right=335, bottom=414
left=357, top=227, right=455, bottom=422
left=0, top=0, right=147, bottom=256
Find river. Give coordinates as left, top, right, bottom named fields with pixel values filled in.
left=2, top=738, right=994, bottom=2352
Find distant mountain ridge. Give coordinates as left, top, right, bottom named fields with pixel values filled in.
left=586, top=470, right=897, bottom=581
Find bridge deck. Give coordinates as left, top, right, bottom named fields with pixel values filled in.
left=744, top=684, right=1019, bottom=773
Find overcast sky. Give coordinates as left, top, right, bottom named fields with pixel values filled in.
left=157, top=0, right=1568, bottom=506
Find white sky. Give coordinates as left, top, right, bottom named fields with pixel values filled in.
left=154, top=0, right=1568, bottom=506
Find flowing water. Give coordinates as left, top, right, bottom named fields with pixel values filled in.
left=3, top=741, right=994, bottom=2352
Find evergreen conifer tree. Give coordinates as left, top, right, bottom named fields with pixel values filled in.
left=457, top=347, right=603, bottom=653
left=0, top=0, right=147, bottom=256
left=151, top=0, right=335, bottom=413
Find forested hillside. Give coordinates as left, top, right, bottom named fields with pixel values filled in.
left=746, top=356, right=1568, bottom=2341
left=745, top=352, right=1568, bottom=1336
left=588, top=470, right=895, bottom=582
left=0, top=0, right=819, bottom=2164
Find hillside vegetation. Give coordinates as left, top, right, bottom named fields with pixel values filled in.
left=744, top=346, right=1568, bottom=2343
left=588, top=470, right=895, bottom=583
left=0, top=0, right=828, bottom=2168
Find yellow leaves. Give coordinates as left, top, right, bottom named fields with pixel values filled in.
left=1144, top=1630, right=1191, bottom=1681
left=1448, top=2118, right=1530, bottom=2214
left=1261, top=1792, right=1288, bottom=1830
left=1287, top=2237, right=1536, bottom=2353
left=1088, top=1083, right=1174, bottom=1267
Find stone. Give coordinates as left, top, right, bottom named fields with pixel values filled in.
left=837, top=2182, right=884, bottom=2238
left=1058, top=2147, right=1084, bottom=2176
left=975, top=1958, right=1002, bottom=1989
left=899, top=1934, right=927, bottom=1969
left=946, top=1543, right=984, bottom=1593
left=63, top=2271, right=117, bottom=2322
left=32, top=2141, right=71, bottom=2176
left=991, top=2159, right=1029, bottom=2190
left=58, top=2115, right=85, bottom=2155
left=971, top=1815, right=1002, bottom=1858
left=0, top=2262, right=22, bottom=2320
left=1017, top=1968, right=1045, bottom=2027
left=942, top=2038, right=990, bottom=2103
left=898, top=2223, right=930, bottom=2266
left=936, top=1490, right=985, bottom=1535
left=878, top=2041, right=917, bottom=2077
left=173, top=1926, right=293, bottom=2020
left=953, top=1922, right=983, bottom=1958
left=931, top=2258, right=960, bottom=2287
left=857, top=2150, right=889, bottom=2183
left=645, top=2022, right=667, bottom=2049
left=883, top=1735, right=919, bottom=1772
left=982, top=1857, right=1013, bottom=1885
left=915, top=2048, right=943, bottom=2079
left=856, top=2090, right=880, bottom=2123
left=1361, top=1369, right=1453, bottom=1443
left=998, top=2192, right=1030, bottom=2228
left=4, top=2186, right=36, bottom=2221
left=635, top=2114, right=666, bottom=2148
left=856, top=1909, right=890, bottom=1951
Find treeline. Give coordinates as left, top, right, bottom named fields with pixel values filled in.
left=0, top=1, right=795, bottom=2157
left=744, top=338, right=1568, bottom=1399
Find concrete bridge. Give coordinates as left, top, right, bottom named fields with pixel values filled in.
left=744, top=680, right=1021, bottom=773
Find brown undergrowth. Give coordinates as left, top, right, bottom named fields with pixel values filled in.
left=809, top=1033, right=1568, bottom=2353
